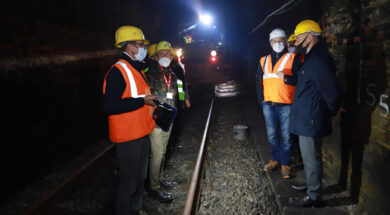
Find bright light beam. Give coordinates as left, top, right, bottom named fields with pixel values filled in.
left=199, top=14, right=212, bottom=25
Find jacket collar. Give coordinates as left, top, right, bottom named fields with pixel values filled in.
left=270, top=49, right=288, bottom=66
left=120, top=52, right=147, bottom=71
left=306, top=42, right=322, bottom=56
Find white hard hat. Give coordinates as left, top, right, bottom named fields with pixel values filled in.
left=269, top=28, right=287, bottom=41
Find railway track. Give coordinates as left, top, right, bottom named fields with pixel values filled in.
left=183, top=98, right=215, bottom=214
left=19, top=96, right=214, bottom=215
left=19, top=84, right=279, bottom=215
left=21, top=144, right=115, bottom=215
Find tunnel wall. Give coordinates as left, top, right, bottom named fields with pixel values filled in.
left=248, top=0, right=389, bottom=213
left=0, top=52, right=118, bottom=199
left=319, top=0, right=390, bottom=214
left=0, top=0, right=166, bottom=198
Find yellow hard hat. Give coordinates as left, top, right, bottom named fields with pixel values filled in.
left=288, top=34, right=296, bottom=42
left=114, top=26, right=148, bottom=48
left=293, top=20, right=322, bottom=37
left=147, top=43, right=157, bottom=57
left=155, top=41, right=172, bottom=53
left=170, top=47, right=176, bottom=56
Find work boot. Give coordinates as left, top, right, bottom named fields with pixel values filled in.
left=149, top=189, right=173, bottom=203
left=160, top=181, right=177, bottom=190
left=263, top=160, right=280, bottom=172
left=288, top=195, right=321, bottom=207
left=281, top=165, right=291, bottom=179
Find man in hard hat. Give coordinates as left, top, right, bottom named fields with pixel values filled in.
left=143, top=43, right=157, bottom=74
left=256, top=28, right=302, bottom=179
left=287, top=34, right=296, bottom=53
left=168, top=47, right=190, bottom=150
left=146, top=41, right=178, bottom=202
left=148, top=43, right=157, bottom=59
left=103, top=25, right=157, bottom=215
left=288, top=20, right=342, bottom=207
left=170, top=48, right=190, bottom=110
left=287, top=34, right=305, bottom=63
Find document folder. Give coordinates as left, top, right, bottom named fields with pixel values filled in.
left=153, top=99, right=178, bottom=132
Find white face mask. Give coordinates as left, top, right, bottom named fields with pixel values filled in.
left=134, top=47, right=147, bottom=61
left=272, top=42, right=285, bottom=53
left=158, top=57, right=171, bottom=68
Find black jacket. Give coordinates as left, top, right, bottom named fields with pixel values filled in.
left=290, top=43, right=343, bottom=137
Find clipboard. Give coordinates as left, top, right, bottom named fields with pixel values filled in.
left=153, top=99, right=178, bottom=132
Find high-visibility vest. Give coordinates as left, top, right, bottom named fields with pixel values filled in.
left=260, top=53, right=296, bottom=104
left=103, top=59, right=155, bottom=143
left=177, top=79, right=185, bottom=101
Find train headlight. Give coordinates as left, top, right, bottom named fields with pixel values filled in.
left=199, top=14, right=212, bottom=25
left=177, top=48, right=183, bottom=58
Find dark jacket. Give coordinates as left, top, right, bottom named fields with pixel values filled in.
left=171, top=58, right=190, bottom=101
left=256, top=49, right=301, bottom=104
left=290, top=43, right=342, bottom=137
left=146, top=60, right=178, bottom=108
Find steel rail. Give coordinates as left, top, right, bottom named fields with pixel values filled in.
left=183, top=97, right=215, bottom=215
left=21, top=143, right=115, bottom=215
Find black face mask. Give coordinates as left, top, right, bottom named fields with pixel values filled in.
left=295, top=35, right=309, bottom=55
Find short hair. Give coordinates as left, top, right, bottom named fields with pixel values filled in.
left=120, top=42, right=129, bottom=51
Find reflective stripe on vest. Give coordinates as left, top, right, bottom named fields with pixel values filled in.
left=103, top=60, right=155, bottom=143
left=263, top=53, right=292, bottom=80
left=116, top=61, right=146, bottom=98
left=260, top=53, right=296, bottom=104
left=177, top=79, right=185, bottom=101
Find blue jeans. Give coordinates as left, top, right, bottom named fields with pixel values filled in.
left=262, top=102, right=292, bottom=166
left=299, top=136, right=323, bottom=201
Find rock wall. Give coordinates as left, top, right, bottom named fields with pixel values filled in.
left=248, top=0, right=389, bottom=213
left=320, top=0, right=390, bottom=214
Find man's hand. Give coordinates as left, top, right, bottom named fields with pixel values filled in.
left=144, top=95, right=158, bottom=106
left=185, top=99, right=191, bottom=108
left=276, top=71, right=284, bottom=79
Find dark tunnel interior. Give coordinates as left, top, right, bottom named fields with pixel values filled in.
left=0, top=0, right=389, bottom=214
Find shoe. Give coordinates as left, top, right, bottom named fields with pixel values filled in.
left=160, top=181, right=177, bottom=189
left=149, top=189, right=173, bottom=202
left=263, top=160, right=280, bottom=172
left=292, top=184, right=307, bottom=192
left=281, top=165, right=291, bottom=179
left=288, top=195, right=320, bottom=207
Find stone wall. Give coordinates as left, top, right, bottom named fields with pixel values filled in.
left=320, top=0, right=390, bottom=214
left=247, top=0, right=390, bottom=213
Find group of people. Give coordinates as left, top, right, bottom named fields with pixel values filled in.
left=256, top=20, right=342, bottom=207
left=103, top=26, right=190, bottom=215
left=102, top=18, right=342, bottom=214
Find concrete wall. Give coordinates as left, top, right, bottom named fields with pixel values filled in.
left=320, top=0, right=390, bottom=214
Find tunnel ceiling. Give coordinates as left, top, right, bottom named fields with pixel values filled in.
left=0, top=0, right=326, bottom=58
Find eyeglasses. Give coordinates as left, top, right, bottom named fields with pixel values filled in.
left=131, top=42, right=147, bottom=48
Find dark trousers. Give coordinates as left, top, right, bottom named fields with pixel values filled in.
left=115, top=136, right=150, bottom=215
left=299, top=136, right=323, bottom=201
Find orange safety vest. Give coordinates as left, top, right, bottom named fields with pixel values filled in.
left=260, top=53, right=296, bottom=104
left=103, top=59, right=155, bottom=143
